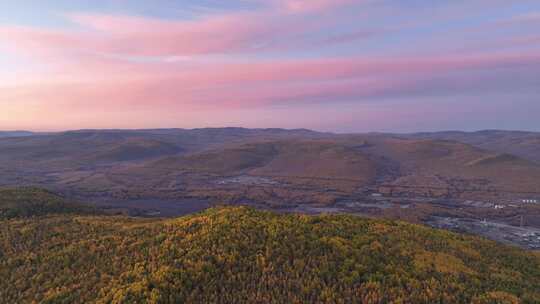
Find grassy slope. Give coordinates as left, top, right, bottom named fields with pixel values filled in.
left=152, top=140, right=376, bottom=182
left=408, top=130, right=540, bottom=164
left=361, top=137, right=540, bottom=193
left=1, top=206, right=539, bottom=303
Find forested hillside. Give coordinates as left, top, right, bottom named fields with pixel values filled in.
left=1, top=202, right=539, bottom=303
left=0, top=187, right=98, bottom=219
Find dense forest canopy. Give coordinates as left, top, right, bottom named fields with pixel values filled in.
left=0, top=188, right=539, bottom=303
left=0, top=187, right=98, bottom=219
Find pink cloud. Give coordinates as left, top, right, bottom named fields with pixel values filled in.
left=65, top=12, right=283, bottom=56
left=4, top=16, right=535, bottom=83
left=0, top=26, right=87, bottom=60
left=0, top=1, right=369, bottom=61
left=3, top=50, right=539, bottom=112
left=0, top=13, right=295, bottom=59
left=277, top=0, right=356, bottom=13
left=2, top=48, right=539, bottom=131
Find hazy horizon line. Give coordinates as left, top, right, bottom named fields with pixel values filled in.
left=2, top=127, right=539, bottom=135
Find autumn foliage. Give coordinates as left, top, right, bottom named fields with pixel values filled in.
left=0, top=191, right=539, bottom=303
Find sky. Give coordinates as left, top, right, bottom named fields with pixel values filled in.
left=0, top=0, right=539, bottom=133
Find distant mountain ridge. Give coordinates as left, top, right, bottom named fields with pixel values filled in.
left=1, top=127, right=539, bottom=205
left=59, top=127, right=328, bottom=136
left=0, top=128, right=330, bottom=165
left=0, top=130, right=35, bottom=138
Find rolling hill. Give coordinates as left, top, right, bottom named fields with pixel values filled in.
left=151, top=140, right=376, bottom=183
left=0, top=128, right=328, bottom=168
left=153, top=141, right=280, bottom=174
left=1, top=197, right=539, bottom=303
left=0, top=131, right=184, bottom=167
left=354, top=136, right=540, bottom=196
left=0, top=187, right=97, bottom=218
left=0, top=128, right=539, bottom=217
left=406, top=130, right=540, bottom=164
left=90, top=140, right=183, bottom=162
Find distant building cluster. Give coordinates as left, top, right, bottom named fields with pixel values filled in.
left=522, top=199, right=538, bottom=204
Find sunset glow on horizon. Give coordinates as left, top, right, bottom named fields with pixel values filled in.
left=1, top=0, right=539, bottom=132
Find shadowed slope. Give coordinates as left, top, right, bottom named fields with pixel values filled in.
left=408, top=130, right=540, bottom=164
left=0, top=187, right=98, bottom=218
left=151, top=140, right=377, bottom=183
left=154, top=142, right=279, bottom=174
left=466, top=153, right=526, bottom=167
left=357, top=137, right=540, bottom=194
